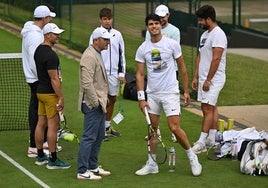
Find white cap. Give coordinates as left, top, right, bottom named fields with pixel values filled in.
left=155, top=4, right=169, bottom=17
left=34, top=5, right=56, bottom=18
left=91, top=27, right=112, bottom=39
left=43, top=23, right=64, bottom=35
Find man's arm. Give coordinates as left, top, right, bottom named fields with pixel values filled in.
left=202, top=47, right=224, bottom=91
left=192, top=53, right=200, bottom=91
left=48, top=69, right=64, bottom=108
left=136, top=61, right=147, bottom=111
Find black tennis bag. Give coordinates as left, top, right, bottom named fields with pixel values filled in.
left=123, top=73, right=147, bottom=101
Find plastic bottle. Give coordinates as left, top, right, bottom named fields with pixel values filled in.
left=231, top=139, right=238, bottom=161
left=168, top=146, right=176, bottom=172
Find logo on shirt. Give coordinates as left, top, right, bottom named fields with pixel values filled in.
left=151, top=48, right=167, bottom=71
left=200, top=38, right=207, bottom=48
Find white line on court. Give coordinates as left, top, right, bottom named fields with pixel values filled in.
left=0, top=150, right=50, bottom=188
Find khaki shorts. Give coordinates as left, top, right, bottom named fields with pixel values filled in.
left=37, top=93, right=58, bottom=118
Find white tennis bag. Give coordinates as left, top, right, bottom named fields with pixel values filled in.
left=240, top=141, right=268, bottom=176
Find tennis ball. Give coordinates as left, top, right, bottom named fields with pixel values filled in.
left=151, top=48, right=160, bottom=57
left=63, top=134, right=74, bottom=141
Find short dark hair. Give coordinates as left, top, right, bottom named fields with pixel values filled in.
left=99, top=8, right=113, bottom=19
left=145, top=13, right=161, bottom=26
left=196, top=5, right=216, bottom=22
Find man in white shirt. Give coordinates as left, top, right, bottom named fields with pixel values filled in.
left=89, top=8, right=126, bottom=140
left=21, top=5, right=56, bottom=157
left=145, top=4, right=181, bottom=142
left=191, top=5, right=227, bottom=154
left=135, top=13, right=202, bottom=177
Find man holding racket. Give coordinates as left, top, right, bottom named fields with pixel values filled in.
left=135, top=13, right=202, bottom=176
left=191, top=5, right=227, bottom=154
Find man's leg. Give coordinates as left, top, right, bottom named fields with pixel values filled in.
left=105, top=95, right=121, bottom=137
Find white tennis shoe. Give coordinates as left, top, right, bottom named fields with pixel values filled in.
left=77, top=170, right=102, bottom=180
left=189, top=155, right=202, bottom=176
left=135, top=161, right=159, bottom=176
left=192, top=142, right=207, bottom=154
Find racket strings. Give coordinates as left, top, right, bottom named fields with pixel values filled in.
left=148, top=126, right=167, bottom=164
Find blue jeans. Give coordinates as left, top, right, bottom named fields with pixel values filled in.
left=77, top=103, right=105, bottom=174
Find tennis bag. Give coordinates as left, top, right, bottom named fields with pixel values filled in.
left=240, top=140, right=268, bottom=176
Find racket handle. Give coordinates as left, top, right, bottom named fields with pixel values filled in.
left=59, top=111, right=65, bottom=122
left=144, top=107, right=151, bottom=125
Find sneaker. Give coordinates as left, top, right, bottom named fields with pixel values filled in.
left=46, top=158, right=71, bottom=169
left=103, top=132, right=109, bottom=141
left=189, top=155, right=202, bottom=176
left=192, top=142, right=207, bottom=154
left=144, top=135, right=149, bottom=141
left=27, top=147, right=37, bottom=158
left=171, top=133, right=177, bottom=142
left=135, top=161, right=159, bottom=176
left=43, top=142, right=63, bottom=152
left=106, top=126, right=121, bottom=137
left=35, top=155, right=49, bottom=166
left=90, top=166, right=111, bottom=176
left=77, top=170, right=102, bottom=180
left=205, top=138, right=215, bottom=148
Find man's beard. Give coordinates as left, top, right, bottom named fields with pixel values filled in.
left=161, top=20, right=167, bottom=27
left=201, top=24, right=209, bottom=30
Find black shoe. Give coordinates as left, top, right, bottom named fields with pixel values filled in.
left=106, top=126, right=121, bottom=137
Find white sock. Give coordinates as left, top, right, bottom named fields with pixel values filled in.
left=197, top=132, right=208, bottom=144
left=148, top=154, right=157, bottom=165
left=208, top=129, right=217, bottom=141
left=105, top=121, right=111, bottom=129
left=186, top=148, right=196, bottom=160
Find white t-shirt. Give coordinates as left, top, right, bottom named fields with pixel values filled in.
left=135, top=36, right=181, bottom=94
left=198, top=26, right=227, bottom=82
left=145, top=23, right=180, bottom=71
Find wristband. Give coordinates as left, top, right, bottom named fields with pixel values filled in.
left=137, top=91, right=145, bottom=101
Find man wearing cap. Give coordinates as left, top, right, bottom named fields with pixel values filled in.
left=77, top=27, right=112, bottom=180
left=21, top=5, right=56, bottom=158
left=34, top=23, right=70, bottom=169
left=145, top=4, right=181, bottom=143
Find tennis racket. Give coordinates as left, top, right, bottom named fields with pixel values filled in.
left=207, top=142, right=223, bottom=160
left=144, top=107, right=167, bottom=164
left=58, top=111, right=80, bottom=144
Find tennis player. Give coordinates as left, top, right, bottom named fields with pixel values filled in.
left=135, top=13, right=202, bottom=176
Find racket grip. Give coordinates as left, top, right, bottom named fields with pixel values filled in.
left=144, top=107, right=151, bottom=125
left=59, top=111, right=65, bottom=122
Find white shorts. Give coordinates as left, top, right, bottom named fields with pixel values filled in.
left=197, top=81, right=225, bottom=106
left=108, top=75, right=119, bottom=96
left=147, top=93, right=181, bottom=117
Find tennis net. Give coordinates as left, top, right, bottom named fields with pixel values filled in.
left=0, top=53, right=29, bottom=130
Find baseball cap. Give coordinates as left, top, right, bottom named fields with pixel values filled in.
left=155, top=4, right=169, bottom=17
left=34, top=5, right=56, bottom=18
left=91, top=27, right=112, bottom=39
left=43, top=23, right=64, bottom=35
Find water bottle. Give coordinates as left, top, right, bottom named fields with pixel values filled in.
left=231, top=139, right=238, bottom=161
left=216, top=131, right=223, bottom=142
left=168, top=146, right=176, bottom=172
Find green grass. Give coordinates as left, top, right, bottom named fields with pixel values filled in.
left=1, top=15, right=268, bottom=187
